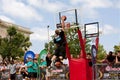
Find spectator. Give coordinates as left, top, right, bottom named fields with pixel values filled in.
left=26, top=56, right=34, bottom=80
left=8, top=60, right=17, bottom=80
left=86, top=53, right=92, bottom=67
left=115, top=51, right=120, bottom=67
left=46, top=53, right=52, bottom=80
left=39, top=59, right=47, bottom=71
left=106, top=51, right=115, bottom=65
left=63, top=57, right=69, bottom=67
left=49, top=58, right=66, bottom=80
left=20, top=66, right=28, bottom=80
left=46, top=53, right=52, bottom=67
left=32, top=57, right=39, bottom=80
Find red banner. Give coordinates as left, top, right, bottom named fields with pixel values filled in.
left=65, top=29, right=93, bottom=80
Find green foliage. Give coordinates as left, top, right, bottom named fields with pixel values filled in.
left=65, top=28, right=80, bottom=57
left=45, top=27, right=91, bottom=58
left=114, top=43, right=120, bottom=53
left=7, top=27, right=17, bottom=36
left=97, top=44, right=107, bottom=60
left=44, top=41, right=56, bottom=55
left=85, top=39, right=91, bottom=53
left=0, top=26, right=32, bottom=60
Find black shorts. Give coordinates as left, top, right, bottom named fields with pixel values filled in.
left=54, top=45, right=66, bottom=59
left=10, top=73, right=16, bottom=80
left=28, top=72, right=34, bottom=78
left=33, top=72, right=37, bottom=78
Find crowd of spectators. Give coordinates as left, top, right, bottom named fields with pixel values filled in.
left=0, top=53, right=69, bottom=80
left=97, top=51, right=120, bottom=67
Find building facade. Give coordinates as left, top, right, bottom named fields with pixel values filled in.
left=0, top=19, right=33, bottom=38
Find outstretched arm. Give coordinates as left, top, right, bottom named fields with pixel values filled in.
left=61, top=16, right=66, bottom=30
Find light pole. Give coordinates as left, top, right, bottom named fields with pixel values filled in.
left=47, top=25, right=50, bottom=51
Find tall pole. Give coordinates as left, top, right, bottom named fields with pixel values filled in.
left=47, top=25, right=50, bottom=52
left=47, top=25, right=49, bottom=43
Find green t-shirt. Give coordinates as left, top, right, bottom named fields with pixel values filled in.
left=39, top=61, right=47, bottom=67
left=32, top=62, right=39, bottom=73
left=27, top=61, right=34, bottom=72
left=39, top=61, right=47, bottom=72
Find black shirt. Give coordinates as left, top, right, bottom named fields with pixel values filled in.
left=54, top=30, right=65, bottom=46
left=46, top=57, right=52, bottom=67
left=107, top=55, right=115, bottom=63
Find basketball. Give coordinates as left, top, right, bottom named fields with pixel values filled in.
left=61, top=16, right=67, bottom=21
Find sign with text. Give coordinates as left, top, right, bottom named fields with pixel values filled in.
left=95, top=63, right=120, bottom=80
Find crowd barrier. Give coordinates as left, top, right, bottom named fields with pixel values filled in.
left=0, top=69, right=10, bottom=80
left=0, top=68, right=69, bottom=80
left=39, top=66, right=69, bottom=80
left=95, top=63, right=120, bottom=80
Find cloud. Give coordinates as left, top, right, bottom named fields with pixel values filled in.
left=0, top=0, right=43, bottom=21
left=27, top=0, right=68, bottom=13
left=70, top=0, right=113, bottom=19
left=116, top=1, right=120, bottom=8
left=0, top=15, right=15, bottom=23
left=101, top=24, right=119, bottom=35
left=70, top=0, right=113, bottom=8
left=30, top=27, right=54, bottom=41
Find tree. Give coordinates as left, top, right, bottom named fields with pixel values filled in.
left=114, top=43, right=120, bottom=53
left=44, top=40, right=56, bottom=54
left=45, top=27, right=91, bottom=58
left=0, top=26, right=32, bottom=61
left=97, top=44, right=107, bottom=60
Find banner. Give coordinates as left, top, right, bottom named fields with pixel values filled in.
left=38, top=49, right=47, bottom=64
left=95, top=63, right=120, bottom=80
left=91, top=45, right=97, bottom=64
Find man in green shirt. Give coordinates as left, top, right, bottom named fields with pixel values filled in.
left=26, top=56, right=34, bottom=80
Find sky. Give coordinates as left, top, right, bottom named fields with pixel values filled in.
left=0, top=0, right=120, bottom=54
